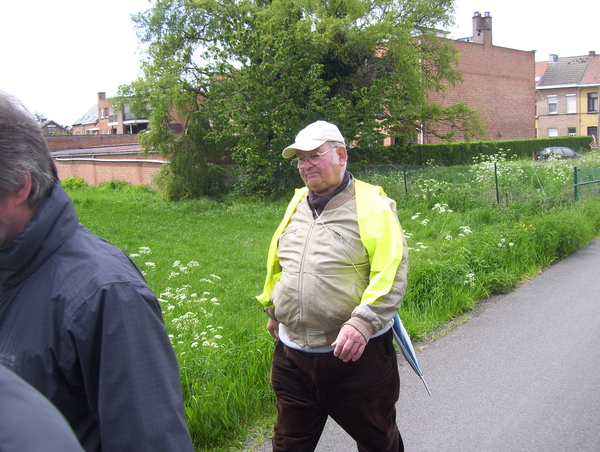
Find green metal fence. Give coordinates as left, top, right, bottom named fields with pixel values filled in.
left=574, top=166, right=600, bottom=201
left=351, top=161, right=600, bottom=206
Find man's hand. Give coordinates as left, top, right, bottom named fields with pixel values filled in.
left=332, top=325, right=367, bottom=362
left=267, top=318, right=280, bottom=339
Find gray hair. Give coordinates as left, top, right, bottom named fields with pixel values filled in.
left=0, top=91, right=57, bottom=208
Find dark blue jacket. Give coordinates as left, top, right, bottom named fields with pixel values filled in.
left=0, top=183, right=194, bottom=452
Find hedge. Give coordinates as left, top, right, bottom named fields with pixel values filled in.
left=393, top=136, right=594, bottom=166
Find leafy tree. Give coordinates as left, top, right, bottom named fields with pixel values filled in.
left=125, top=0, right=483, bottom=197
left=34, top=112, right=47, bottom=123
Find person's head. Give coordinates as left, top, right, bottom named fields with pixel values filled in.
left=282, top=121, right=348, bottom=196
left=0, top=92, right=58, bottom=246
left=0, top=92, right=57, bottom=208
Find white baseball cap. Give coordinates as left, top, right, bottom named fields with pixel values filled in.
left=282, top=120, right=345, bottom=158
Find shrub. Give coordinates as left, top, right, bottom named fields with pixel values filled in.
left=99, top=180, right=132, bottom=191
left=61, top=177, right=88, bottom=190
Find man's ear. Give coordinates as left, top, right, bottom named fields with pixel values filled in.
left=337, top=145, right=348, bottom=165
left=13, top=172, right=32, bottom=207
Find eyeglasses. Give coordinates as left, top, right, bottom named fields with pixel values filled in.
left=291, top=146, right=338, bottom=169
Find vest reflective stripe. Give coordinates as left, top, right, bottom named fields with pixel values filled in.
left=256, top=180, right=403, bottom=308
left=353, top=179, right=404, bottom=306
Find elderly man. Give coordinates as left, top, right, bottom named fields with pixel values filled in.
left=257, top=120, right=409, bottom=451
left=0, top=91, right=194, bottom=452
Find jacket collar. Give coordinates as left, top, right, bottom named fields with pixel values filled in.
left=0, top=182, right=79, bottom=288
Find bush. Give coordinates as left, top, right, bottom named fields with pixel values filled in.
left=61, top=177, right=88, bottom=190
left=125, top=184, right=155, bottom=194
left=401, top=136, right=595, bottom=166
left=99, top=180, right=132, bottom=191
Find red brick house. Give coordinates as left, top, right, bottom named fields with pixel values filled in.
left=71, top=105, right=99, bottom=136
left=421, top=12, right=536, bottom=144
left=55, top=92, right=180, bottom=187
left=39, top=120, right=69, bottom=136
left=71, top=92, right=153, bottom=135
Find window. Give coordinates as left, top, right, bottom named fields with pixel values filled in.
left=568, top=127, right=577, bottom=136
left=566, top=94, right=577, bottom=114
left=548, top=95, right=558, bottom=114
left=588, top=92, right=598, bottom=112
left=548, top=128, right=558, bottom=137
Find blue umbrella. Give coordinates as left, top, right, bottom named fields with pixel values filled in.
left=392, top=314, right=432, bottom=396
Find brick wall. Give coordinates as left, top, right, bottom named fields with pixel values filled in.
left=53, top=152, right=166, bottom=188
left=426, top=39, right=536, bottom=143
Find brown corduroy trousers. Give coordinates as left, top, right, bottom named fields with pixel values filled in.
left=270, top=330, right=404, bottom=452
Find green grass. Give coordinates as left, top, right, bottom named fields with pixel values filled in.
left=66, top=150, right=600, bottom=451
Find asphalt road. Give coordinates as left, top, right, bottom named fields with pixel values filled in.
left=252, top=237, right=600, bottom=452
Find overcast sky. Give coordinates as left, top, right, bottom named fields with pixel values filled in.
left=1, top=0, right=598, bottom=127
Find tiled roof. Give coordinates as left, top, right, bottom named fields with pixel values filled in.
left=538, top=54, right=594, bottom=86
left=581, top=55, right=600, bottom=84
left=535, top=61, right=548, bottom=77
left=535, top=61, right=548, bottom=86
left=72, top=105, right=98, bottom=126
left=39, top=120, right=64, bottom=128
left=51, top=143, right=143, bottom=156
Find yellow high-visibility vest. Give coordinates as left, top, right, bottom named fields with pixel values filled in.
left=256, top=179, right=404, bottom=308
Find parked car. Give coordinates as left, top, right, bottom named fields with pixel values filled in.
left=534, top=147, right=584, bottom=160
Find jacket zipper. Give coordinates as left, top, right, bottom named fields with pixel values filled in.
left=298, top=217, right=318, bottom=346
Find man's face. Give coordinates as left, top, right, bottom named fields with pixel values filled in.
left=297, top=143, right=347, bottom=196
left=0, top=189, right=33, bottom=248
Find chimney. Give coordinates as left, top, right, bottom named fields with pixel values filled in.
left=472, top=11, right=492, bottom=45
left=590, top=51, right=596, bottom=57
left=549, top=54, right=558, bottom=63
left=97, top=92, right=106, bottom=101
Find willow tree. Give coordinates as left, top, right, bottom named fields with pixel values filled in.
left=126, top=0, right=482, bottom=197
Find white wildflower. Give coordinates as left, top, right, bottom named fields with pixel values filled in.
left=463, top=273, right=476, bottom=287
